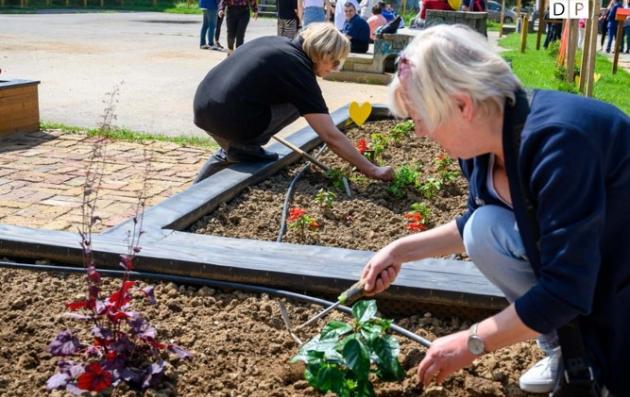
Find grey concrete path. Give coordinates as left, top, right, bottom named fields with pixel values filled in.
left=0, top=12, right=389, bottom=138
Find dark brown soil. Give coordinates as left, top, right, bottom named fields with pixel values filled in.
left=0, top=268, right=542, bottom=397
left=190, top=120, right=469, bottom=251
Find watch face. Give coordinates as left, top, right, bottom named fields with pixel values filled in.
left=468, top=336, right=485, bottom=356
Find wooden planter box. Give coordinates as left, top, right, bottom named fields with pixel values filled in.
left=0, top=79, right=41, bottom=137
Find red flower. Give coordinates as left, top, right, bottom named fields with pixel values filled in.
left=76, top=362, right=112, bottom=392
left=356, top=138, right=368, bottom=154
left=404, top=212, right=427, bottom=232
left=407, top=222, right=428, bottom=232
left=66, top=300, right=89, bottom=311
left=288, top=208, right=306, bottom=222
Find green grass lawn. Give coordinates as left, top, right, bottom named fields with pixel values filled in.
left=499, top=33, right=630, bottom=114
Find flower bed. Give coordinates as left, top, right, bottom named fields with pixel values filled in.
left=190, top=120, right=468, bottom=251
left=0, top=268, right=541, bottom=397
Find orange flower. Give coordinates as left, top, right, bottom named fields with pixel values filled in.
left=288, top=208, right=306, bottom=222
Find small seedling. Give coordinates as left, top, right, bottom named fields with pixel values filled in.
left=388, top=164, right=421, bottom=199
left=288, top=208, right=320, bottom=238
left=370, top=133, right=390, bottom=160
left=326, top=168, right=348, bottom=192
left=404, top=202, right=431, bottom=232
left=419, top=177, right=442, bottom=200
left=315, top=189, right=336, bottom=209
left=291, top=300, right=405, bottom=397
left=434, top=153, right=458, bottom=184
left=389, top=120, right=414, bottom=143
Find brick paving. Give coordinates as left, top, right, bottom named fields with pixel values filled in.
left=0, top=129, right=213, bottom=233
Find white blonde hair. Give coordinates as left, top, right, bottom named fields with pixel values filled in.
left=389, top=24, right=522, bottom=132
left=300, top=22, right=350, bottom=64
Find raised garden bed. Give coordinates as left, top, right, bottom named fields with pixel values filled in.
left=0, top=268, right=540, bottom=397
left=189, top=119, right=468, bottom=252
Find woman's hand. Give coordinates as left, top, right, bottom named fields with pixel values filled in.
left=416, top=330, right=476, bottom=385
left=361, top=246, right=402, bottom=295
left=366, top=165, right=394, bottom=181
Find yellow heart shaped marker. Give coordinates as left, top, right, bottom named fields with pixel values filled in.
left=349, top=101, right=372, bottom=127
left=594, top=73, right=601, bottom=83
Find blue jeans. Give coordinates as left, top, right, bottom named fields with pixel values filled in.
left=624, top=25, right=630, bottom=52
left=606, top=23, right=617, bottom=52
left=463, top=205, right=558, bottom=353
left=200, top=8, right=218, bottom=47
left=303, top=6, right=325, bottom=27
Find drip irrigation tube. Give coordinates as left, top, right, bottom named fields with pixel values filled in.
left=0, top=260, right=431, bottom=347
left=276, top=144, right=328, bottom=243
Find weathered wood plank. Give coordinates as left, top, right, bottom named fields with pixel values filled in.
left=0, top=224, right=505, bottom=312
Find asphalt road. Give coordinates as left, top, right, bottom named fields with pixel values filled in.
left=0, top=11, right=389, bottom=137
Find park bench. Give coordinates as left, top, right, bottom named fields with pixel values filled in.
left=325, top=10, right=488, bottom=84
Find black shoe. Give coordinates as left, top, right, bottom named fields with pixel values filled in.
left=193, top=148, right=233, bottom=183
left=227, top=146, right=279, bottom=163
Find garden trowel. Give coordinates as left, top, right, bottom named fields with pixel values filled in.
left=296, top=280, right=366, bottom=330
left=271, top=135, right=353, bottom=198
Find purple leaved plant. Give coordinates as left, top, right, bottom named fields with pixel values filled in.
left=47, top=146, right=190, bottom=395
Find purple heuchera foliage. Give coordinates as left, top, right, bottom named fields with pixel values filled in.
left=129, top=317, right=156, bottom=339
left=91, top=325, right=114, bottom=339
left=48, top=330, right=82, bottom=356
left=142, top=360, right=165, bottom=388
left=46, top=373, right=69, bottom=390
left=168, top=344, right=192, bottom=359
left=143, top=286, right=156, bottom=305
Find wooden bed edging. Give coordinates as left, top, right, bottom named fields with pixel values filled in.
left=0, top=104, right=507, bottom=316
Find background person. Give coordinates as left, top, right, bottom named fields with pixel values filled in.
left=193, top=23, right=394, bottom=183
left=278, top=0, right=302, bottom=38
left=367, top=3, right=387, bottom=41
left=199, top=0, right=220, bottom=49
left=218, top=0, right=258, bottom=53
left=301, top=0, right=331, bottom=27
left=342, top=1, right=370, bottom=53
left=360, top=24, right=630, bottom=396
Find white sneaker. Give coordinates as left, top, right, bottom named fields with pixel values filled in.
left=519, top=347, right=561, bottom=394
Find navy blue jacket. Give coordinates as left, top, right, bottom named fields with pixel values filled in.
left=199, top=0, right=218, bottom=10
left=456, top=90, right=630, bottom=394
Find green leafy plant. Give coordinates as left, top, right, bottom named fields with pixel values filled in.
left=291, top=300, right=405, bottom=397
left=389, top=120, right=414, bottom=143
left=387, top=164, right=421, bottom=199
left=326, top=168, right=347, bottom=192
left=419, top=177, right=442, bottom=200
left=315, top=189, right=336, bottom=209
left=434, top=153, right=458, bottom=184
left=369, top=133, right=390, bottom=160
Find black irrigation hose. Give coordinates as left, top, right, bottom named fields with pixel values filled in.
left=276, top=144, right=329, bottom=243
left=0, top=260, right=431, bottom=347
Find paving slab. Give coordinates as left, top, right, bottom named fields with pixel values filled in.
left=0, top=129, right=212, bottom=232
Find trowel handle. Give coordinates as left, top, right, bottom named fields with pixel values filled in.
left=338, top=280, right=366, bottom=305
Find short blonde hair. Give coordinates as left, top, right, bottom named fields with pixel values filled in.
left=389, top=24, right=522, bottom=132
left=300, top=22, right=350, bottom=64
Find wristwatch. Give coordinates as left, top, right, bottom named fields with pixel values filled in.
left=467, top=323, right=486, bottom=356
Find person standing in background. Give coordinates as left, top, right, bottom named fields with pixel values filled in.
left=200, top=0, right=219, bottom=49
left=219, top=0, right=258, bottom=53
left=302, top=0, right=330, bottom=27
left=341, top=1, right=370, bottom=52
left=278, top=0, right=302, bottom=38
left=605, top=0, right=622, bottom=53
left=214, top=13, right=225, bottom=50
left=367, top=3, right=387, bottom=41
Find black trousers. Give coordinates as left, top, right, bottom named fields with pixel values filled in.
left=226, top=5, right=250, bottom=50
left=215, top=13, right=223, bottom=42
